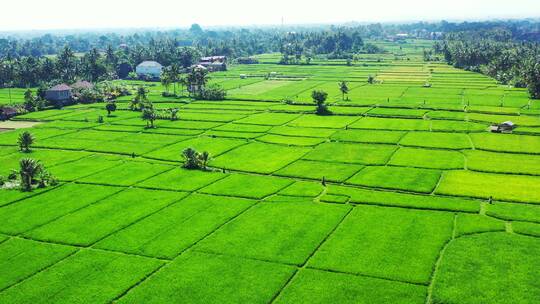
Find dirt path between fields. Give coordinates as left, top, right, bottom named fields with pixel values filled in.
left=0, top=120, right=42, bottom=131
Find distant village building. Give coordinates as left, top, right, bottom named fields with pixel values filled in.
left=198, top=56, right=227, bottom=72
left=490, top=121, right=516, bottom=133
left=136, top=61, right=163, bottom=79
left=45, top=84, right=72, bottom=102
left=0, top=107, right=18, bottom=121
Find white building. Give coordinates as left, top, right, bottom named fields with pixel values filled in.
left=136, top=61, right=163, bottom=79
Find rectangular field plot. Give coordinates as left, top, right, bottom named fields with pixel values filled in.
left=303, top=142, right=397, bottom=165
left=199, top=174, right=292, bottom=199
left=235, top=112, right=301, bottom=126
left=0, top=187, right=56, bottom=207
left=349, top=117, right=430, bottom=131
left=0, top=149, right=91, bottom=176
left=256, top=134, right=325, bottom=146
left=325, top=185, right=480, bottom=212
left=486, top=202, right=540, bottom=223
left=0, top=184, right=122, bottom=234
left=435, top=170, right=540, bottom=204
left=78, top=161, right=174, bottom=186
left=308, top=206, right=454, bottom=284
left=116, top=251, right=295, bottom=304
left=465, top=150, right=540, bottom=175
left=26, top=188, right=187, bottom=246
left=470, top=133, right=540, bottom=154
left=455, top=214, right=505, bottom=237
left=287, top=115, right=359, bottom=129
left=0, top=238, right=77, bottom=291
left=95, top=193, right=255, bottom=259
left=0, top=249, right=163, bottom=304
left=388, top=147, right=465, bottom=169
left=138, top=168, right=227, bottom=191
left=195, top=202, right=351, bottom=265
left=268, top=125, right=338, bottom=138
left=399, top=132, right=472, bottom=149
left=331, top=129, right=405, bottom=144
left=275, top=160, right=363, bottom=182
left=144, top=136, right=246, bottom=161
left=210, top=142, right=309, bottom=174
left=48, top=154, right=125, bottom=181
left=278, top=181, right=324, bottom=197
left=346, top=166, right=441, bottom=193
left=275, top=269, right=426, bottom=304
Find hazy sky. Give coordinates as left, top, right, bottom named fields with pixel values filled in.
left=2, top=0, right=540, bottom=31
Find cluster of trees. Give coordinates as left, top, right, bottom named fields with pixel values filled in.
left=0, top=131, right=57, bottom=191
left=434, top=30, right=540, bottom=98
left=182, top=148, right=211, bottom=170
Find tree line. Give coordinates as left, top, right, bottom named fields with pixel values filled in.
left=434, top=29, right=540, bottom=99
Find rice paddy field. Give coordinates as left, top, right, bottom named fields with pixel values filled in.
left=0, top=39, right=539, bottom=303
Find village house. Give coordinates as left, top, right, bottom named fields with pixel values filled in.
left=45, top=84, right=72, bottom=102
left=0, top=107, right=18, bottom=121
left=198, top=56, right=227, bottom=72
left=136, top=61, right=163, bottom=79
left=71, top=80, right=94, bottom=91
left=490, top=121, right=516, bottom=133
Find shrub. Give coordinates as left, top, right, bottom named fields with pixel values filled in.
left=198, top=84, right=226, bottom=100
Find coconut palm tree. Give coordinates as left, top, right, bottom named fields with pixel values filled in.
left=19, top=158, right=42, bottom=191
left=182, top=148, right=199, bottom=169
left=141, top=105, right=156, bottom=128
left=339, top=81, right=349, bottom=101
left=18, top=131, right=34, bottom=153
left=198, top=151, right=211, bottom=170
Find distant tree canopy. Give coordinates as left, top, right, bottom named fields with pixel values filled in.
left=434, top=29, right=540, bottom=99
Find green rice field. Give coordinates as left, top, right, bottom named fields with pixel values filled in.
left=0, top=40, right=539, bottom=303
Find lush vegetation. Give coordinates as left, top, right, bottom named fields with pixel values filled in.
left=0, top=31, right=538, bottom=304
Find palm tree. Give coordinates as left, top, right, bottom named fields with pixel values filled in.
left=182, top=148, right=199, bottom=169
left=198, top=151, right=211, bottom=170
left=130, top=86, right=148, bottom=111
left=18, top=131, right=34, bottom=153
left=339, top=81, right=349, bottom=101
left=19, top=158, right=42, bottom=191
left=141, top=105, right=156, bottom=128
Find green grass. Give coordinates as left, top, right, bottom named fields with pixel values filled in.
left=275, top=268, right=427, bottom=304
left=326, top=185, right=480, bottom=212
left=210, top=142, right=309, bottom=174
left=389, top=147, right=465, bottom=169
left=455, top=214, right=506, bottom=236
left=399, top=131, right=472, bottom=149
left=486, top=202, right=540, bottom=223
left=432, top=233, right=540, bottom=304
left=95, top=193, right=255, bottom=258
left=470, top=133, right=540, bottom=154
left=26, top=188, right=187, bottom=246
left=199, top=173, right=293, bottom=199
left=512, top=221, right=540, bottom=237
left=349, top=117, right=430, bottom=131
left=278, top=181, right=324, bottom=197
left=436, top=170, right=540, bottom=203
left=0, top=184, right=123, bottom=234
left=268, top=125, right=337, bottom=138
left=0, top=238, right=77, bottom=290
left=138, top=168, right=227, bottom=191
left=346, top=166, right=442, bottom=193
left=256, top=134, right=325, bottom=146
left=287, top=115, right=360, bottom=129
left=117, top=251, right=295, bottom=304
left=235, top=112, right=301, bottom=125
left=277, top=159, right=363, bottom=182
left=308, top=205, right=454, bottom=284
left=465, top=150, right=540, bottom=175
left=78, top=161, right=173, bottom=186
left=195, top=201, right=351, bottom=265
left=331, top=129, right=405, bottom=144
left=48, top=154, right=125, bottom=181
left=144, top=136, right=245, bottom=161
left=0, top=249, right=164, bottom=304
left=303, top=142, right=397, bottom=165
